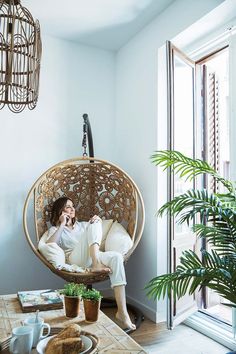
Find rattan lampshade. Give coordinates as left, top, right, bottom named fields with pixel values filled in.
left=0, top=0, right=41, bottom=113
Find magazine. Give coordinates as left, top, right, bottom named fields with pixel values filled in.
left=17, top=289, right=63, bottom=313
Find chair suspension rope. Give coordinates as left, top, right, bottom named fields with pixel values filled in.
left=82, top=113, right=94, bottom=158
left=82, top=120, right=88, bottom=156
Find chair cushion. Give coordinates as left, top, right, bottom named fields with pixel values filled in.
left=38, top=232, right=85, bottom=272
left=100, top=219, right=113, bottom=251
left=105, top=221, right=133, bottom=256
left=38, top=230, right=66, bottom=267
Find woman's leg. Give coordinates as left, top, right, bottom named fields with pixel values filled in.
left=90, top=242, right=110, bottom=273
left=87, top=221, right=110, bottom=273
left=99, top=251, right=136, bottom=330
left=69, top=221, right=109, bottom=272
left=114, top=285, right=136, bottom=330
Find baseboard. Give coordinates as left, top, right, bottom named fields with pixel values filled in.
left=126, top=294, right=158, bottom=323
left=99, top=287, right=158, bottom=323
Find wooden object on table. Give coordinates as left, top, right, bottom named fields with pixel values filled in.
left=0, top=294, right=146, bottom=353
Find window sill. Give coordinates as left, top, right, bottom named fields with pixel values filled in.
left=184, top=311, right=236, bottom=351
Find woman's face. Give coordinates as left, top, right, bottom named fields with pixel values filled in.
left=63, top=199, right=75, bottom=219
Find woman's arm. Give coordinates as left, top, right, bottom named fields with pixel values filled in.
left=46, top=213, right=69, bottom=244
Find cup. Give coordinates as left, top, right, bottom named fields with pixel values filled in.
left=10, top=326, right=33, bottom=354
left=23, top=316, right=50, bottom=347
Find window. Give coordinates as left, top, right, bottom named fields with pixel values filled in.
left=167, top=41, right=231, bottom=328
left=196, top=47, right=231, bottom=325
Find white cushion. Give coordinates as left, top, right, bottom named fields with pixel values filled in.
left=38, top=233, right=85, bottom=272
left=38, top=230, right=66, bottom=268
left=100, top=219, right=113, bottom=251
left=105, top=221, right=133, bottom=256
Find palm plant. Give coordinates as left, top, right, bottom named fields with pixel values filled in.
left=145, top=150, right=236, bottom=307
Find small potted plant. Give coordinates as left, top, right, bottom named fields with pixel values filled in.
left=60, top=283, right=85, bottom=318
left=82, top=288, right=102, bottom=323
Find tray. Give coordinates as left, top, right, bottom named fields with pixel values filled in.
left=0, top=326, right=99, bottom=353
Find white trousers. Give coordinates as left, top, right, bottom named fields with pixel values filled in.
left=69, top=222, right=126, bottom=288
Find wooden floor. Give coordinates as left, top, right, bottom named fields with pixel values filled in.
left=101, top=307, right=231, bottom=354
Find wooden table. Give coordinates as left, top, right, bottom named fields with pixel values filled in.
left=0, top=294, right=146, bottom=353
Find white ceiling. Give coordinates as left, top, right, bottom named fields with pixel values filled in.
left=23, top=0, right=176, bottom=51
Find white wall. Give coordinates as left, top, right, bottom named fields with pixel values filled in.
left=0, top=0, right=227, bottom=321
left=0, top=35, right=115, bottom=294
left=115, top=0, right=224, bottom=322
left=229, top=35, right=236, bottom=183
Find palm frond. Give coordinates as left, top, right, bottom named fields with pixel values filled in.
left=146, top=150, right=236, bottom=306
left=145, top=250, right=236, bottom=304
left=193, top=223, right=236, bottom=255
left=158, top=188, right=236, bottom=226
left=158, top=189, right=223, bottom=222
left=151, top=150, right=234, bottom=193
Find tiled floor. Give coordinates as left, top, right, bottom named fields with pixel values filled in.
left=140, top=323, right=229, bottom=354
left=101, top=307, right=231, bottom=354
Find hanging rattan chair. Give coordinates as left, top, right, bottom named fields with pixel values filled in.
left=23, top=156, right=145, bottom=285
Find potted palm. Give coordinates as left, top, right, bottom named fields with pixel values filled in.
left=60, top=282, right=85, bottom=318
left=82, top=288, right=102, bottom=323
left=145, top=150, right=236, bottom=315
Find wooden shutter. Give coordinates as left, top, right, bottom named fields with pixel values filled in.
left=201, top=65, right=220, bottom=309
left=205, top=66, right=220, bottom=192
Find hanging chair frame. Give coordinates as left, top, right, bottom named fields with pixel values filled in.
left=23, top=156, right=145, bottom=285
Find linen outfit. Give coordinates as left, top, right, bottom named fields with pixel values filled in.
left=47, top=221, right=126, bottom=288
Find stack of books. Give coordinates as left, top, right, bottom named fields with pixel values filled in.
left=17, top=289, right=63, bottom=313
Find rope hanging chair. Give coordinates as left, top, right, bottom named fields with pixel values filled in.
left=23, top=116, right=145, bottom=286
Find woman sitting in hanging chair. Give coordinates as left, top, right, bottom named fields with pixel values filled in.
left=46, top=196, right=136, bottom=331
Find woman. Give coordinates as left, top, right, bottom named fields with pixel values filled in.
left=46, top=196, right=136, bottom=330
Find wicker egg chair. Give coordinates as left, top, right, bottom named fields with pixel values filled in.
left=23, top=156, right=145, bottom=285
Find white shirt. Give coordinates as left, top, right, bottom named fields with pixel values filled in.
left=47, top=221, right=89, bottom=258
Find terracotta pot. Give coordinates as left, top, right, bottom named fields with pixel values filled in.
left=83, top=299, right=101, bottom=322
left=64, top=296, right=80, bottom=318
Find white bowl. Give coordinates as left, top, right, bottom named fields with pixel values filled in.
left=36, top=334, right=92, bottom=354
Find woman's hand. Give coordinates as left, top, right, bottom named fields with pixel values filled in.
left=59, top=212, right=70, bottom=226
left=89, top=215, right=102, bottom=224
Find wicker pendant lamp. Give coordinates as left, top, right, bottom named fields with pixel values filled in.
left=0, top=0, right=41, bottom=113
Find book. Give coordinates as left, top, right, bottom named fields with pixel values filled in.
left=17, top=289, right=63, bottom=313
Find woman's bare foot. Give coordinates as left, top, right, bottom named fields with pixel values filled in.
left=91, top=262, right=111, bottom=273
left=115, top=312, right=136, bottom=331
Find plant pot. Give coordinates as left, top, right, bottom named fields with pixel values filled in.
left=83, top=299, right=101, bottom=323
left=64, top=296, right=80, bottom=318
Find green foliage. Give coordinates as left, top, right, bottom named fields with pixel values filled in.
left=81, top=288, right=102, bottom=302
left=60, top=283, right=85, bottom=297
left=151, top=150, right=235, bottom=193
left=145, top=150, right=236, bottom=307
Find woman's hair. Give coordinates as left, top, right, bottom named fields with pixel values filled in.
left=50, top=196, right=76, bottom=226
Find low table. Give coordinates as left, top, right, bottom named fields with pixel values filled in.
left=0, top=294, right=146, bottom=353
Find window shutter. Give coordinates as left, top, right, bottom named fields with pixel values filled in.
left=207, top=71, right=220, bottom=192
